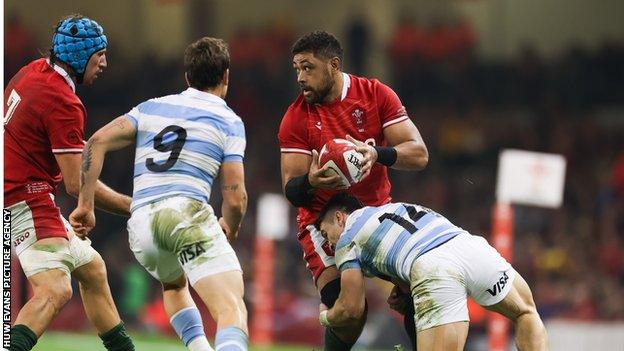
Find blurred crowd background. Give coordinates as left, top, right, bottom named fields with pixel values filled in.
left=5, top=0, right=624, bottom=349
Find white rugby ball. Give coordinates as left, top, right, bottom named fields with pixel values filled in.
left=318, top=138, right=365, bottom=187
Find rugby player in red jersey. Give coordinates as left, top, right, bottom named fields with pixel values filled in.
left=4, top=15, right=134, bottom=351
left=278, top=31, right=429, bottom=350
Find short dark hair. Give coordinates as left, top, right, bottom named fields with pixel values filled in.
left=184, top=37, right=230, bottom=90
left=292, top=30, right=343, bottom=62
left=314, top=193, right=364, bottom=230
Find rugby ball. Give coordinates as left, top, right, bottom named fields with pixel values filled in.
left=318, top=138, right=365, bottom=186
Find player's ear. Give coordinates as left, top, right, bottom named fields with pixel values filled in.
left=222, top=69, right=229, bottom=86
left=336, top=210, right=346, bottom=227
left=329, top=57, right=341, bottom=72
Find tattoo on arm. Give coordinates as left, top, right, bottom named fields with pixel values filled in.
left=80, top=141, right=93, bottom=189
left=221, top=184, right=239, bottom=191
left=114, top=119, right=125, bottom=129
left=102, top=118, right=126, bottom=132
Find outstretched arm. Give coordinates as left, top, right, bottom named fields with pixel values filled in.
left=70, top=116, right=136, bottom=236
left=56, top=153, right=131, bottom=216
left=93, top=180, right=132, bottom=216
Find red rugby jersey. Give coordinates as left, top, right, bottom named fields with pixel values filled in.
left=278, top=73, right=410, bottom=230
left=4, top=58, right=86, bottom=206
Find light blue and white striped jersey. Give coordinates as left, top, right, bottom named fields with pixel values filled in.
left=335, top=203, right=465, bottom=282
left=125, top=88, right=245, bottom=211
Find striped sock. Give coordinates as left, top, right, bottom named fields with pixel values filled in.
left=214, top=327, right=248, bottom=351
left=170, top=307, right=207, bottom=348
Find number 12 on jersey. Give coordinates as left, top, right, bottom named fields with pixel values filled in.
left=378, top=204, right=428, bottom=234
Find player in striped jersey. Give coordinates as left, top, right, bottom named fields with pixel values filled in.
left=70, top=37, right=249, bottom=351
left=315, top=194, right=548, bottom=351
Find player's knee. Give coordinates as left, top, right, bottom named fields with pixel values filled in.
left=516, top=297, right=544, bottom=325
left=224, top=293, right=247, bottom=314
left=514, top=289, right=540, bottom=321
left=37, top=280, right=73, bottom=310
left=235, top=301, right=248, bottom=321
left=513, top=304, right=537, bottom=322
left=78, top=253, right=109, bottom=288
left=505, top=291, right=541, bottom=324
left=215, top=298, right=247, bottom=321
left=90, top=254, right=108, bottom=279
left=515, top=306, right=547, bottom=342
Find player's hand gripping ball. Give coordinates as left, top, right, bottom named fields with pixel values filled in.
left=318, top=138, right=365, bottom=187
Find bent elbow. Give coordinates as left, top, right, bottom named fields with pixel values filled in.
left=416, top=153, right=429, bottom=170
left=410, top=142, right=429, bottom=170
left=343, top=303, right=365, bottom=322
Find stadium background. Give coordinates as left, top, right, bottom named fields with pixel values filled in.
left=4, top=0, right=624, bottom=350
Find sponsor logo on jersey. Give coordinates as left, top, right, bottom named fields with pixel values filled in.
left=486, top=271, right=509, bottom=296
left=315, top=121, right=322, bottom=130
left=178, top=241, right=207, bottom=265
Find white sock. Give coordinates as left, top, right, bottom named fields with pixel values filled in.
left=188, top=336, right=214, bottom=351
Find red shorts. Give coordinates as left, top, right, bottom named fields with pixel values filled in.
left=7, top=194, right=68, bottom=254
left=297, top=224, right=336, bottom=282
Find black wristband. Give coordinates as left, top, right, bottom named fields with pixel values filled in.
left=374, top=146, right=398, bottom=167
left=284, top=173, right=314, bottom=207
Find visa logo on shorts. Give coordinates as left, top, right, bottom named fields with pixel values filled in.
left=178, top=241, right=207, bottom=265
left=486, top=271, right=509, bottom=296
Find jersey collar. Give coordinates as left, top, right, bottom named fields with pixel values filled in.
left=181, top=87, right=226, bottom=105
left=47, top=59, right=76, bottom=92
left=341, top=72, right=351, bottom=101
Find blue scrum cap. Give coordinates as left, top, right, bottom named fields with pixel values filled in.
left=52, top=16, right=107, bottom=82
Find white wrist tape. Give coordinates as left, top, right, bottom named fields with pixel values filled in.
left=319, top=310, right=331, bottom=327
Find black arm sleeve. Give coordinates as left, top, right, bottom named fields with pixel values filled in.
left=284, top=173, right=314, bottom=207
left=374, top=146, right=398, bottom=167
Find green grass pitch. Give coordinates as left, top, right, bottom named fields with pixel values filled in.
left=34, top=331, right=316, bottom=351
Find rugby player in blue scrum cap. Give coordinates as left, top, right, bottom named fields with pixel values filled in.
left=51, top=14, right=108, bottom=84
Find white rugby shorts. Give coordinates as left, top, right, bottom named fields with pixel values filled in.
left=127, top=196, right=241, bottom=285
left=8, top=198, right=96, bottom=277
left=409, top=233, right=516, bottom=331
